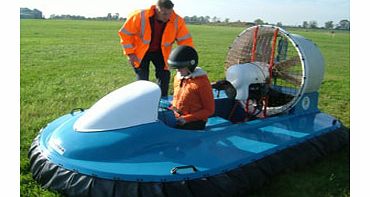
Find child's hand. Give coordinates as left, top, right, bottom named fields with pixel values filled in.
left=176, top=117, right=186, bottom=125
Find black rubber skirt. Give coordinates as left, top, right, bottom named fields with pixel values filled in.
left=29, top=126, right=349, bottom=197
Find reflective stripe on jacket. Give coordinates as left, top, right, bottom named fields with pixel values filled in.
left=172, top=67, right=215, bottom=122
left=118, top=5, right=194, bottom=70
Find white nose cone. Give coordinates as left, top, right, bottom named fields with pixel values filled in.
left=74, top=80, right=161, bottom=132
left=226, top=62, right=269, bottom=100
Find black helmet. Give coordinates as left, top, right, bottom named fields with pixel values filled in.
left=167, top=45, right=198, bottom=72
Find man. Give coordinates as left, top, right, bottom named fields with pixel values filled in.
left=168, top=46, right=215, bottom=130
left=118, top=0, right=194, bottom=97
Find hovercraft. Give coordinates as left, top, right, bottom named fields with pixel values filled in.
left=29, top=26, right=349, bottom=197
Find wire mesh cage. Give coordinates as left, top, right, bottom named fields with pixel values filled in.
left=224, top=25, right=305, bottom=116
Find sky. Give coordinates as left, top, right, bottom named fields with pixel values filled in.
left=19, top=0, right=350, bottom=26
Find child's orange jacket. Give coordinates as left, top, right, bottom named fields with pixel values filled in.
left=172, top=67, right=215, bottom=122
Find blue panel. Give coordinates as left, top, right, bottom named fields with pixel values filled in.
left=260, top=126, right=309, bottom=138
left=290, top=92, right=319, bottom=114
left=206, top=116, right=231, bottom=128
left=226, top=136, right=277, bottom=153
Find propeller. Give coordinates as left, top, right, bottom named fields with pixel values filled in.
left=273, top=56, right=300, bottom=70
left=224, top=26, right=306, bottom=116
left=273, top=69, right=302, bottom=86
left=272, top=56, right=302, bottom=86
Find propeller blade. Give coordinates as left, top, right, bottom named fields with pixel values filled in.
left=274, top=70, right=302, bottom=86
left=273, top=56, right=300, bottom=70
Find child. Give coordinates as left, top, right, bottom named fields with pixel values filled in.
left=167, top=46, right=215, bottom=130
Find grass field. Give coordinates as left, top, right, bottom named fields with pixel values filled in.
left=20, top=20, right=349, bottom=196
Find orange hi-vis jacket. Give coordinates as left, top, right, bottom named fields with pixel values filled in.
left=172, top=67, right=215, bottom=123
left=118, top=5, right=194, bottom=70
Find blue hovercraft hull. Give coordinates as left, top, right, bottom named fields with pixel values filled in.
left=29, top=106, right=348, bottom=196
left=37, top=110, right=340, bottom=181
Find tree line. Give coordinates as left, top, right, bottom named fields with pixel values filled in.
left=183, top=16, right=349, bottom=30
left=20, top=8, right=350, bottom=30
left=49, top=13, right=126, bottom=21
left=300, top=20, right=349, bottom=30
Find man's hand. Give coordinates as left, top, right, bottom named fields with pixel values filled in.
left=128, top=54, right=139, bottom=67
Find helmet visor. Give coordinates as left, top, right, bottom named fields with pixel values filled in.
left=167, top=59, right=193, bottom=69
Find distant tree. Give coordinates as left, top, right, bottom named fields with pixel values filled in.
left=302, top=21, right=309, bottom=28
left=212, top=16, right=218, bottom=23
left=224, top=18, right=230, bottom=23
left=49, top=14, right=85, bottom=20
left=309, top=20, right=318, bottom=28
left=199, top=16, right=205, bottom=23
left=205, top=16, right=210, bottom=23
left=183, top=15, right=213, bottom=24
left=325, top=21, right=334, bottom=29
left=107, top=13, right=112, bottom=20
left=254, top=18, right=264, bottom=25
left=336, top=19, right=350, bottom=30
left=276, top=22, right=283, bottom=27
left=190, top=15, right=198, bottom=23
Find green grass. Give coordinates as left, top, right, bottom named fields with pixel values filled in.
left=20, top=20, right=349, bottom=196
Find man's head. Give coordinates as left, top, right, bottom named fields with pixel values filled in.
left=155, top=0, right=174, bottom=22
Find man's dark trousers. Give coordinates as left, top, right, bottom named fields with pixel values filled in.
left=134, top=51, right=170, bottom=97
